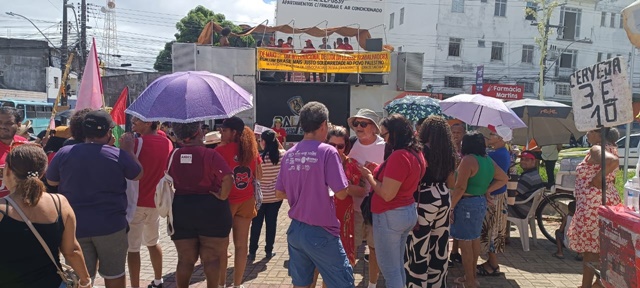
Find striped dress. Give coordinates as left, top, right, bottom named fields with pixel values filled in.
left=261, top=149, right=286, bottom=203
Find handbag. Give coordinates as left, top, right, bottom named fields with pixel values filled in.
left=125, top=137, right=143, bottom=223
left=253, top=177, right=263, bottom=210
left=5, top=196, right=81, bottom=288
left=360, top=161, right=388, bottom=225
left=155, top=148, right=180, bottom=236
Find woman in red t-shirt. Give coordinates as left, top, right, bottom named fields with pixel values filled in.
left=272, top=119, right=287, bottom=147
left=215, top=117, right=262, bottom=288
left=360, top=114, right=426, bottom=288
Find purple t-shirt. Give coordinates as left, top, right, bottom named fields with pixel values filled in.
left=275, top=140, right=349, bottom=236
left=46, top=143, right=142, bottom=238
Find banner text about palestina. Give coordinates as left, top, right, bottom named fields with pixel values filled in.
left=257, top=48, right=391, bottom=73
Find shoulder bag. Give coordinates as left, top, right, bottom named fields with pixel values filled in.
left=155, top=148, right=179, bottom=236
left=5, top=196, right=81, bottom=288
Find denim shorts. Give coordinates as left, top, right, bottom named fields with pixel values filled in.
left=450, top=196, right=487, bottom=240
left=287, top=219, right=354, bottom=287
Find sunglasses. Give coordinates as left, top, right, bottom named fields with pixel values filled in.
left=352, top=121, right=370, bottom=128
left=328, top=142, right=346, bottom=150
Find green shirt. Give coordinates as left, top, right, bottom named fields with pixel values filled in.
left=465, top=155, right=495, bottom=196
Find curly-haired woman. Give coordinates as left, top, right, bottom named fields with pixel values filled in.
left=215, top=116, right=262, bottom=288
left=405, top=116, right=457, bottom=288
left=360, top=114, right=426, bottom=288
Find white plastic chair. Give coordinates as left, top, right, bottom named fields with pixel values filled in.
left=507, top=188, right=545, bottom=251
left=550, top=171, right=577, bottom=194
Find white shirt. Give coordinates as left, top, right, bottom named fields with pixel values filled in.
left=348, top=135, right=386, bottom=211
left=541, top=145, right=559, bottom=161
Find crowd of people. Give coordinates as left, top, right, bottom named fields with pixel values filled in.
left=0, top=100, right=622, bottom=288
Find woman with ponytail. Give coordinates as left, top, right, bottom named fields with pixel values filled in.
left=248, top=130, right=285, bottom=261
left=0, top=144, right=91, bottom=288
left=215, top=116, right=262, bottom=288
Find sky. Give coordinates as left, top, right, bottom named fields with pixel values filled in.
left=0, top=0, right=276, bottom=69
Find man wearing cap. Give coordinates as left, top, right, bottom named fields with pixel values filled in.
left=47, top=110, right=143, bottom=288
left=347, top=108, right=385, bottom=288
left=127, top=117, right=172, bottom=288
left=0, top=107, right=27, bottom=198
left=508, top=150, right=545, bottom=218
left=477, top=125, right=512, bottom=277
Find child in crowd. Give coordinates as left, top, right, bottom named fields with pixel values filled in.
left=553, top=201, right=582, bottom=260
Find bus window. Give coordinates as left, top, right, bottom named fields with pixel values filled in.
left=36, top=105, right=50, bottom=118
left=15, top=104, right=26, bottom=118
left=26, top=105, right=36, bottom=118
left=0, top=101, right=15, bottom=107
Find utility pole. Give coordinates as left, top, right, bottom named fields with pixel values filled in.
left=61, top=0, right=69, bottom=71
left=80, top=0, right=87, bottom=76
left=527, top=0, right=561, bottom=100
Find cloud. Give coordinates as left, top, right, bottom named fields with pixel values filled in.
left=2, top=0, right=275, bottom=68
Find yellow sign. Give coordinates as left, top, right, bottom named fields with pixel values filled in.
left=257, top=48, right=391, bottom=73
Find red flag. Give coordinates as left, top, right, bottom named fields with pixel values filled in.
left=110, top=87, right=128, bottom=147
left=76, top=38, right=104, bottom=110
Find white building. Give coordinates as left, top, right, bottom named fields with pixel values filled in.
left=385, top=0, right=640, bottom=103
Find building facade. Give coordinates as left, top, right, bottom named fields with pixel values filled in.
left=385, top=0, right=640, bottom=103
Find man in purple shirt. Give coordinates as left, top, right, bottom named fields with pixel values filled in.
left=276, top=102, right=354, bottom=288
left=47, top=110, right=143, bottom=288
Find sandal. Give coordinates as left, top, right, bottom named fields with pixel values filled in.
left=453, top=277, right=479, bottom=286
left=477, top=263, right=501, bottom=276
left=552, top=252, right=565, bottom=259
left=450, top=253, right=463, bottom=263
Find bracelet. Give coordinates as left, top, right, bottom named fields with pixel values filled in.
left=78, top=279, right=92, bottom=288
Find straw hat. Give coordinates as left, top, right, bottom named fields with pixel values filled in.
left=16, top=120, right=32, bottom=136
left=203, top=131, right=221, bottom=145
left=54, top=126, right=71, bottom=139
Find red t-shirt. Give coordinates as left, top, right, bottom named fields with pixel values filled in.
left=135, top=134, right=173, bottom=207
left=371, top=149, right=426, bottom=214
left=215, top=143, right=262, bottom=204
left=157, top=130, right=167, bottom=137
left=0, top=135, right=28, bottom=197
left=282, top=43, right=294, bottom=53
left=273, top=127, right=287, bottom=144
left=343, top=44, right=353, bottom=50
left=169, top=146, right=232, bottom=196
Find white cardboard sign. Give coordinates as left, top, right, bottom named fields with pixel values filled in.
left=570, top=56, right=633, bottom=132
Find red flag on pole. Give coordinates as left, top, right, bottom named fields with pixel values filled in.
left=110, top=87, right=128, bottom=147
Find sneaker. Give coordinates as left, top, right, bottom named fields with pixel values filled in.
left=450, top=253, right=462, bottom=263
left=148, top=281, right=163, bottom=288
left=364, top=254, right=370, bottom=262
left=266, top=252, right=276, bottom=259
left=247, top=254, right=256, bottom=261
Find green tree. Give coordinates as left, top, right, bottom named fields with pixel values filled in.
left=526, top=0, right=559, bottom=100
left=154, top=5, right=256, bottom=71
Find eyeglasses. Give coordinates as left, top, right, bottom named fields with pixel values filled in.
left=328, top=142, right=346, bottom=150
left=352, top=121, right=370, bottom=128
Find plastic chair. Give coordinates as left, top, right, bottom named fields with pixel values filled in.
left=507, top=188, right=545, bottom=251
left=550, top=170, right=577, bottom=194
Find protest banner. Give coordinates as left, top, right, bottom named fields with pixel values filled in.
left=256, top=48, right=391, bottom=73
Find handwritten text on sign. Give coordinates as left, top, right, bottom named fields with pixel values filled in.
left=569, top=57, right=633, bottom=132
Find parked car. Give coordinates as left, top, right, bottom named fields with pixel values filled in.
left=616, top=133, right=640, bottom=167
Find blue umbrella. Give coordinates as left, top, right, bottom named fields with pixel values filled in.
left=384, top=96, right=447, bottom=122
left=126, top=71, right=253, bottom=123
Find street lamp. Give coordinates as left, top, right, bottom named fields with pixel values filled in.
left=5, top=12, right=58, bottom=49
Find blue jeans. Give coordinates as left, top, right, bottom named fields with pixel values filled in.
left=450, top=196, right=487, bottom=240
left=373, top=203, right=417, bottom=288
left=287, top=219, right=354, bottom=287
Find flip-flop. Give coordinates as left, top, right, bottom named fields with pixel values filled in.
left=552, top=253, right=565, bottom=259
left=477, top=263, right=501, bottom=276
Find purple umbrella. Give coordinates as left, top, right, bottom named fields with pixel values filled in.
left=125, top=71, right=253, bottom=123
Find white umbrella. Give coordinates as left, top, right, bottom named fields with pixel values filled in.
left=439, top=94, right=527, bottom=129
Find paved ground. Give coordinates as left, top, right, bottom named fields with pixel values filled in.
left=94, top=202, right=583, bottom=288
